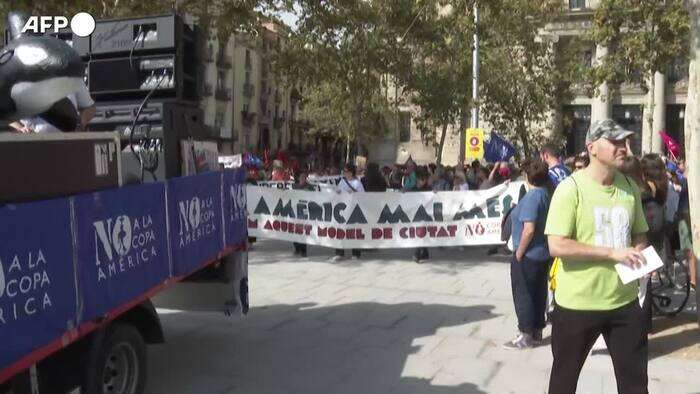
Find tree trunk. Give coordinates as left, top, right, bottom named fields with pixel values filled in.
left=345, top=134, right=351, bottom=164
left=436, top=123, right=448, bottom=166
left=518, top=123, right=531, bottom=160
left=643, top=74, right=655, bottom=153
left=354, top=103, right=363, bottom=159
left=685, top=0, right=700, bottom=325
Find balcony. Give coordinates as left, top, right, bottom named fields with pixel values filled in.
left=243, top=83, right=255, bottom=98
left=216, top=53, right=232, bottom=69
left=215, top=87, right=232, bottom=101
left=273, top=116, right=284, bottom=129
left=201, top=83, right=213, bottom=97
left=242, top=109, right=256, bottom=127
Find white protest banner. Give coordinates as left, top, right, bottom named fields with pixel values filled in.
left=257, top=180, right=295, bottom=189
left=247, top=182, right=526, bottom=248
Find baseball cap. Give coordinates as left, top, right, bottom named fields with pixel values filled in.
left=585, top=119, right=635, bottom=144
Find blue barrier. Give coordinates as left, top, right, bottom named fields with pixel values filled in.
left=73, top=183, right=170, bottom=322
left=0, top=168, right=248, bottom=376
left=167, top=171, right=224, bottom=277
left=223, top=169, right=248, bottom=248
left=0, top=198, right=77, bottom=371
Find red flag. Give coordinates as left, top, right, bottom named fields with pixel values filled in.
left=659, top=130, right=681, bottom=159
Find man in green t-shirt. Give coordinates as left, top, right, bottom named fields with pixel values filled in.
left=545, top=119, right=649, bottom=394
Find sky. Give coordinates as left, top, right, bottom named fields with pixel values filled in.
left=278, top=11, right=299, bottom=28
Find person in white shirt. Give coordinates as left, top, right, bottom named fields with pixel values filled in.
left=9, top=83, right=96, bottom=133
left=332, top=163, right=364, bottom=261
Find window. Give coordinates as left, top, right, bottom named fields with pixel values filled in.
left=582, top=49, right=593, bottom=69
left=668, top=57, right=689, bottom=83
left=562, top=105, right=591, bottom=155
left=217, top=70, right=226, bottom=90
left=613, top=105, right=643, bottom=154
left=399, top=111, right=411, bottom=142
left=569, top=0, right=585, bottom=10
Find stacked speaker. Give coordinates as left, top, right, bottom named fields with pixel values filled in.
left=4, top=13, right=210, bottom=183
left=85, top=13, right=209, bottom=183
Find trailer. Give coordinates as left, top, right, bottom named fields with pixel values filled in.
left=0, top=168, right=248, bottom=394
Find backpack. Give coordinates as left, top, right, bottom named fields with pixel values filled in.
left=500, top=204, right=516, bottom=242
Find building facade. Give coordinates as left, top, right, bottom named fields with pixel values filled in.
left=369, top=0, right=689, bottom=166
left=549, top=0, right=688, bottom=156
left=193, top=19, right=301, bottom=156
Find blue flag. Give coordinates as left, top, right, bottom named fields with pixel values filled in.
left=484, top=132, right=516, bottom=163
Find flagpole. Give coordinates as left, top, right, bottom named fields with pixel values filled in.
left=471, top=2, right=480, bottom=129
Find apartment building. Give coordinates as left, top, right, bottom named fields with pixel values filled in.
left=195, top=19, right=302, bottom=156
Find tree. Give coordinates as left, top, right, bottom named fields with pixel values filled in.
left=478, top=0, right=571, bottom=159
left=273, top=1, right=394, bottom=160
left=295, top=82, right=389, bottom=163
left=684, top=0, right=700, bottom=321
left=587, top=0, right=689, bottom=153
left=389, top=0, right=473, bottom=166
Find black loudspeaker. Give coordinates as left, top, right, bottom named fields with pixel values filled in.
left=86, top=13, right=199, bottom=103
left=87, top=100, right=210, bottom=183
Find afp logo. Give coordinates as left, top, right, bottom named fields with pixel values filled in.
left=93, top=215, right=133, bottom=262
left=22, top=12, right=96, bottom=37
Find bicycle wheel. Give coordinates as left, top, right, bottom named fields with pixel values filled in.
left=650, top=259, right=690, bottom=316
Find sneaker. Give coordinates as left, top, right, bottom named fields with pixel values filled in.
left=351, top=255, right=361, bottom=260
left=502, top=333, right=534, bottom=350
left=330, top=255, right=345, bottom=262
left=532, top=329, right=543, bottom=343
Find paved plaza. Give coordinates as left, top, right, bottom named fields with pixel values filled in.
left=146, top=240, right=700, bottom=394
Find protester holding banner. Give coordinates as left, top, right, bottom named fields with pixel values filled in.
left=503, top=160, right=552, bottom=349
left=362, top=162, right=388, bottom=192
left=402, top=161, right=417, bottom=191
left=292, top=172, right=316, bottom=257
left=412, top=168, right=432, bottom=263
left=332, top=163, right=364, bottom=261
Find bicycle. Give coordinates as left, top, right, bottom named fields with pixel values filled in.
left=649, top=251, right=691, bottom=316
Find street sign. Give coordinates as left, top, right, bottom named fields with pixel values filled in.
left=465, top=128, right=484, bottom=160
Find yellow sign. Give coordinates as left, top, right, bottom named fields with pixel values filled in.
left=465, top=128, right=484, bottom=160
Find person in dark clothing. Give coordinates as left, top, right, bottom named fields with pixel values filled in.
left=362, top=162, right=388, bottom=192
left=292, top=172, right=315, bottom=257
left=412, top=168, right=432, bottom=263
left=503, top=160, right=552, bottom=349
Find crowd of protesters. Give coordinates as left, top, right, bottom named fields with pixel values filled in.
left=245, top=118, right=696, bottom=393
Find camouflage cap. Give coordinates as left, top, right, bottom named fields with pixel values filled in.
left=585, top=119, right=635, bottom=144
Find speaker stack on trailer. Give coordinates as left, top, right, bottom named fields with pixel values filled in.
left=83, top=13, right=211, bottom=183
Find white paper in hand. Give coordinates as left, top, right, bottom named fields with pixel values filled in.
left=614, top=246, right=664, bottom=285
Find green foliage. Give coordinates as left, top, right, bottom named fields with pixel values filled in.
left=479, top=0, right=572, bottom=159
left=587, top=0, right=689, bottom=89
left=274, top=1, right=395, bottom=155
left=0, top=0, right=280, bottom=43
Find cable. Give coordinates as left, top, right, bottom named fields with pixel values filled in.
left=130, top=27, right=145, bottom=70
left=128, top=69, right=168, bottom=182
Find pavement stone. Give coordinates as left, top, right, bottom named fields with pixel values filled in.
left=146, top=239, right=700, bottom=394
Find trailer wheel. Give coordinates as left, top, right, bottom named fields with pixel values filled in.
left=84, top=324, right=147, bottom=394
